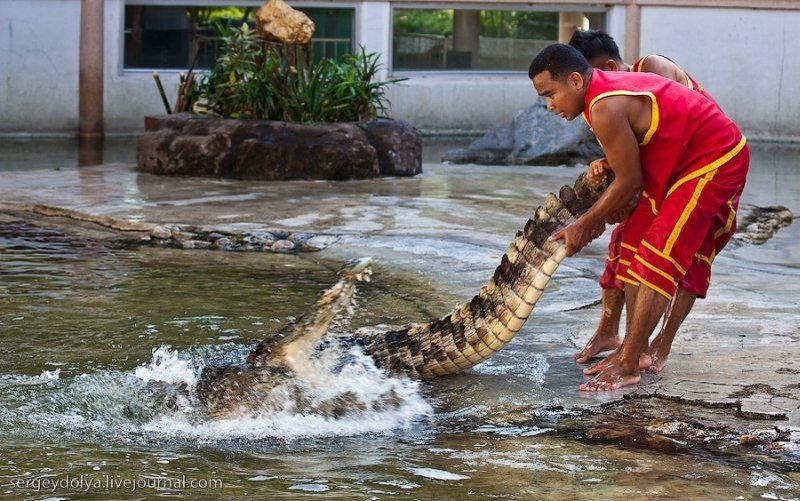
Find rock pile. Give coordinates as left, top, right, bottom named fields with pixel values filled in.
left=144, top=224, right=339, bottom=253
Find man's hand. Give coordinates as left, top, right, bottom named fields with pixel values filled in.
left=587, top=158, right=611, bottom=184
left=548, top=219, right=605, bottom=257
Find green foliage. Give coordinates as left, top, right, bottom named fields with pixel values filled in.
left=196, top=24, right=402, bottom=123
left=394, top=9, right=454, bottom=36
left=194, top=7, right=254, bottom=27
left=480, top=11, right=558, bottom=40
left=393, top=8, right=558, bottom=40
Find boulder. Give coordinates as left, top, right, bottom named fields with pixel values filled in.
left=137, top=113, right=422, bottom=181
left=255, top=0, right=315, bottom=45
left=443, top=97, right=603, bottom=166
left=361, top=120, right=422, bottom=176
left=232, top=122, right=379, bottom=180
left=271, top=239, right=296, bottom=253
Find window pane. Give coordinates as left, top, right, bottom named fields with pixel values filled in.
left=124, top=5, right=354, bottom=70
left=393, top=9, right=604, bottom=71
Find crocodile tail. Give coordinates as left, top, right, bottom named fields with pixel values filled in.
left=361, top=173, right=609, bottom=379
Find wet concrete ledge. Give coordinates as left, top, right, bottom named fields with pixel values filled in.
left=0, top=205, right=340, bottom=254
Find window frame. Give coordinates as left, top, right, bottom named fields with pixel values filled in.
left=388, top=2, right=607, bottom=76
left=119, top=0, right=358, bottom=74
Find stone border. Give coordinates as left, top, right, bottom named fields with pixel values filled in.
left=0, top=204, right=339, bottom=254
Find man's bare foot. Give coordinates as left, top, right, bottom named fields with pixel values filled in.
left=574, top=331, right=621, bottom=364
left=579, top=364, right=641, bottom=391
left=638, top=352, right=652, bottom=370
left=584, top=350, right=652, bottom=374
left=642, top=345, right=670, bottom=373
left=582, top=351, right=620, bottom=375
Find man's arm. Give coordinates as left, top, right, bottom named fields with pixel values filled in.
left=550, top=97, right=643, bottom=255
left=641, top=55, right=690, bottom=87
left=581, top=97, right=643, bottom=227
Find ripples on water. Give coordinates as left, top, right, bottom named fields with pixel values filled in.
left=0, top=222, right=433, bottom=444
left=1, top=220, right=798, bottom=498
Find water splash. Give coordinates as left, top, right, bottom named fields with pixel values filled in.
left=143, top=344, right=432, bottom=441
left=0, top=343, right=432, bottom=443
left=0, top=369, right=60, bottom=388
left=133, top=346, right=199, bottom=387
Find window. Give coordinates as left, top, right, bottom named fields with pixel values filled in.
left=123, top=5, right=355, bottom=70
left=392, top=8, right=605, bottom=72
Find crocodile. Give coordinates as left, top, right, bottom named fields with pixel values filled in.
left=195, top=171, right=795, bottom=417
left=196, top=172, right=609, bottom=417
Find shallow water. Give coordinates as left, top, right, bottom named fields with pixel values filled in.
left=0, top=138, right=798, bottom=498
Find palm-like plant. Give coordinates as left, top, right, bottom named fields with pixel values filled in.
left=197, top=25, right=404, bottom=123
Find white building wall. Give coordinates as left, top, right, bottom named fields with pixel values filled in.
left=639, top=6, right=800, bottom=140
left=605, top=5, right=627, bottom=58
left=385, top=75, right=536, bottom=133
left=355, top=1, right=391, bottom=82
left=0, top=0, right=81, bottom=134
left=103, top=0, right=182, bottom=133
left=0, top=1, right=799, bottom=139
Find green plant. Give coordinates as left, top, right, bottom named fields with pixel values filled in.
left=196, top=25, right=404, bottom=123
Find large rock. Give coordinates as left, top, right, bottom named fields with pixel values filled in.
left=255, top=0, right=315, bottom=45
left=361, top=120, right=422, bottom=176
left=137, top=114, right=421, bottom=181
left=443, top=97, right=603, bottom=166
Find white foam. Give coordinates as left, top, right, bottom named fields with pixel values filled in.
left=376, top=479, right=421, bottom=490
left=0, top=369, right=60, bottom=387
left=132, top=346, right=199, bottom=387
left=140, top=346, right=432, bottom=440
left=406, top=467, right=470, bottom=481
left=473, top=352, right=549, bottom=384
left=4, top=339, right=432, bottom=443
left=474, top=424, right=552, bottom=436
left=751, top=470, right=793, bottom=490
left=288, top=484, right=329, bottom=492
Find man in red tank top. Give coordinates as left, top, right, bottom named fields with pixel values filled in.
left=529, top=44, right=748, bottom=391
left=567, top=30, right=722, bottom=373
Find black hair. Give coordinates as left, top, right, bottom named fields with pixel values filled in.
left=528, top=43, right=591, bottom=80
left=568, top=29, right=622, bottom=62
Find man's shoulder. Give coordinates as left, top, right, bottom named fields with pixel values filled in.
left=639, top=54, right=682, bottom=78
left=592, top=68, right=667, bottom=90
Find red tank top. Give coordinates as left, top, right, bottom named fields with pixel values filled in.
left=632, top=54, right=718, bottom=107
left=582, top=69, right=746, bottom=205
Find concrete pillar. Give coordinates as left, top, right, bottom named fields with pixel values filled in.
left=624, top=3, right=641, bottom=63
left=585, top=13, right=603, bottom=30
left=356, top=2, right=391, bottom=80
left=79, top=0, right=104, bottom=139
left=558, top=12, right=587, bottom=44
left=452, top=10, right=480, bottom=54
left=605, top=5, right=627, bottom=58
left=78, top=138, right=104, bottom=166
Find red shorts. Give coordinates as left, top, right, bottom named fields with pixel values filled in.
left=608, top=143, right=749, bottom=299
